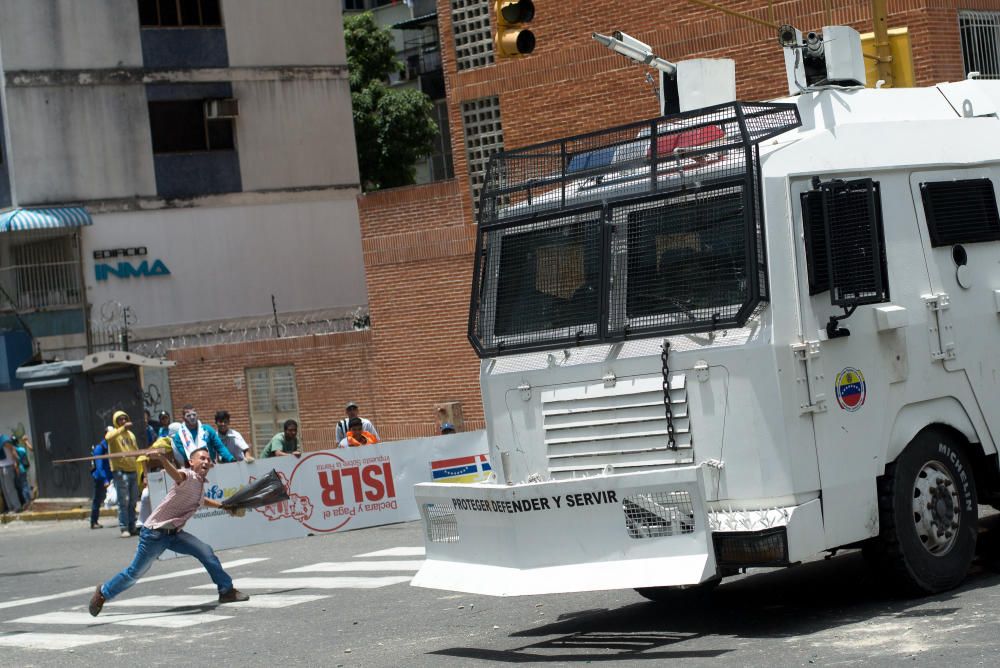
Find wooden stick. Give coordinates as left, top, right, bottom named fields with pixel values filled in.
left=53, top=449, right=161, bottom=465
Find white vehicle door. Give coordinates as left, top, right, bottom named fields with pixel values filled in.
left=790, top=172, right=932, bottom=548
left=908, top=167, right=1000, bottom=449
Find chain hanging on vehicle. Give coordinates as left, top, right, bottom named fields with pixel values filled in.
left=662, top=340, right=676, bottom=450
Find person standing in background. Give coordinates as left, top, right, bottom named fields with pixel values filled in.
left=90, top=438, right=113, bottom=529
left=214, top=411, right=255, bottom=463
left=0, top=435, right=22, bottom=513
left=157, top=411, right=171, bottom=437
left=335, top=402, right=379, bottom=445
left=338, top=417, right=379, bottom=447
left=106, top=410, right=140, bottom=537
left=261, top=420, right=302, bottom=458
left=143, top=410, right=158, bottom=447
left=14, top=435, right=33, bottom=509
left=172, top=406, right=235, bottom=466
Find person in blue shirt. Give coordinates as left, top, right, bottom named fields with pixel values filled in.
left=157, top=411, right=172, bottom=437
left=143, top=410, right=157, bottom=447
left=13, top=435, right=32, bottom=508
left=90, top=438, right=113, bottom=529
left=0, top=435, right=22, bottom=513
left=172, top=406, right=235, bottom=466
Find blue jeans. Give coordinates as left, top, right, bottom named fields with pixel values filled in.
left=113, top=470, right=139, bottom=532
left=101, top=526, right=234, bottom=601
left=15, top=470, right=31, bottom=506
left=91, top=478, right=108, bottom=525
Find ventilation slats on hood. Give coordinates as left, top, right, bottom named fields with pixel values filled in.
left=541, top=375, right=694, bottom=480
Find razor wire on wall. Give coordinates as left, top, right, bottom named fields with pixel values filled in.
left=73, top=300, right=369, bottom=361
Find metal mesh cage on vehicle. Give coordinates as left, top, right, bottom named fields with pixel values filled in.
left=469, top=101, right=800, bottom=357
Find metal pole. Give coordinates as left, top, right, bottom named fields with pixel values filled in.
left=121, top=306, right=130, bottom=352
left=683, top=0, right=779, bottom=31
left=872, top=0, right=894, bottom=87
left=75, top=230, right=93, bottom=353
left=271, top=294, right=281, bottom=337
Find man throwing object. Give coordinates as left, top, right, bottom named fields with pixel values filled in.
left=89, top=446, right=249, bottom=616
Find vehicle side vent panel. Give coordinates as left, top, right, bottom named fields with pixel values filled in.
left=542, top=375, right=693, bottom=480
left=623, top=490, right=695, bottom=538
left=800, top=190, right=829, bottom=295
left=920, top=178, right=1000, bottom=247
left=821, top=179, right=890, bottom=307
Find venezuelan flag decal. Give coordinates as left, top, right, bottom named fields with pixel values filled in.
left=431, top=454, right=492, bottom=483
left=835, top=367, right=866, bottom=412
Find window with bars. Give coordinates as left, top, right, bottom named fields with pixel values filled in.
left=451, top=0, right=494, bottom=71
left=960, top=10, right=1000, bottom=78
left=0, top=231, right=83, bottom=312
left=461, top=96, right=503, bottom=212
left=138, top=0, right=223, bottom=27
left=246, top=366, right=300, bottom=456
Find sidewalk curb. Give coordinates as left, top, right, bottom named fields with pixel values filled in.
left=1, top=508, right=117, bottom=524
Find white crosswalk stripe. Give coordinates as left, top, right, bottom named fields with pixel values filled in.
left=192, top=576, right=412, bottom=590
left=9, top=610, right=232, bottom=629
left=0, top=632, right=120, bottom=650
left=107, top=594, right=329, bottom=609
left=356, top=547, right=425, bottom=557
left=282, top=560, right=421, bottom=573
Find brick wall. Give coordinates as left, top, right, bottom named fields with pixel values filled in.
left=168, top=0, right=1000, bottom=446
left=360, top=179, right=485, bottom=439
left=166, top=330, right=376, bottom=450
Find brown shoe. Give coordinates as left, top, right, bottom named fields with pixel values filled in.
left=218, top=588, right=249, bottom=603
left=89, top=585, right=105, bottom=617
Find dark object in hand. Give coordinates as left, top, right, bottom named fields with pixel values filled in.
left=220, top=470, right=289, bottom=510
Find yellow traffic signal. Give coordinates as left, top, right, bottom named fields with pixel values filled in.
left=494, top=0, right=535, bottom=59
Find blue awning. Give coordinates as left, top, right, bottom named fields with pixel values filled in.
left=0, top=207, right=93, bottom=232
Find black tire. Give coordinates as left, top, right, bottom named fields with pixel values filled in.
left=863, top=429, right=978, bottom=595
left=635, top=578, right=720, bottom=604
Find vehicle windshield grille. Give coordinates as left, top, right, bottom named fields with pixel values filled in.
left=469, top=101, right=801, bottom=357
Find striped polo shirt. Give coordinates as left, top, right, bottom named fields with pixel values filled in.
left=144, top=468, right=207, bottom=531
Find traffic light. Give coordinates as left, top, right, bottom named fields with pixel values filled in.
left=494, top=0, right=535, bottom=59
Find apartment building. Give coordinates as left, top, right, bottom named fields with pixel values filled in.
left=0, top=0, right=366, bottom=434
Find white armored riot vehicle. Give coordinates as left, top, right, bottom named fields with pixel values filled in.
left=413, top=25, right=1000, bottom=599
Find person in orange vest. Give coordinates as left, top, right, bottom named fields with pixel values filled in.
left=338, top=417, right=378, bottom=447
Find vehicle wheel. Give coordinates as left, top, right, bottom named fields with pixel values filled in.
left=635, top=577, right=720, bottom=604
left=863, top=429, right=978, bottom=595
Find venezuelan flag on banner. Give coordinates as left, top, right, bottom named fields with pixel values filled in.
left=430, top=454, right=492, bottom=483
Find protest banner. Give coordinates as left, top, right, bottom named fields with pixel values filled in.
left=149, top=431, right=488, bottom=556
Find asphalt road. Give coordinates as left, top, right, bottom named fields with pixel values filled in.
left=3, top=513, right=1000, bottom=667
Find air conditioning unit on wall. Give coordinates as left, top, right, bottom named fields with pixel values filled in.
left=205, top=98, right=239, bottom=119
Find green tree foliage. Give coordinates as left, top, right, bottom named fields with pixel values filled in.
left=345, top=12, right=439, bottom=191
